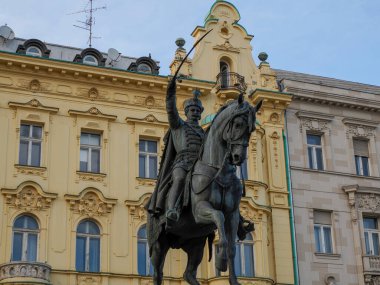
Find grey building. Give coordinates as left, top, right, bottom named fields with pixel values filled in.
left=278, top=69, right=380, bottom=285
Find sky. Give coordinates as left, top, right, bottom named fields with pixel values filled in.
left=1, top=0, right=379, bottom=86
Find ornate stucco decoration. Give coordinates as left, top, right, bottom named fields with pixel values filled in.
left=16, top=79, right=52, bottom=93
left=68, top=107, right=117, bottom=121
left=358, top=193, right=380, bottom=212
left=213, top=41, right=240, bottom=53
left=342, top=185, right=359, bottom=222
left=88, top=87, right=99, bottom=100
left=134, top=95, right=164, bottom=110
left=126, top=114, right=167, bottom=127
left=270, top=131, right=280, bottom=169
left=8, top=99, right=59, bottom=113
left=125, top=193, right=151, bottom=223
left=0, top=261, right=51, bottom=283
left=1, top=182, right=57, bottom=211
left=296, top=111, right=334, bottom=133
left=76, top=171, right=107, bottom=186
left=342, top=118, right=378, bottom=139
left=14, top=165, right=47, bottom=179
left=65, top=188, right=117, bottom=217
left=77, top=275, right=101, bottom=285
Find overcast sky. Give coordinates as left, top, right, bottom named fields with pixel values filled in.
left=1, top=0, right=379, bottom=86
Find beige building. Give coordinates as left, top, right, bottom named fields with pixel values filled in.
left=278, top=70, right=380, bottom=285
left=0, top=1, right=296, bottom=285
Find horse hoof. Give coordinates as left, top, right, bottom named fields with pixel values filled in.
left=183, top=272, right=200, bottom=285
left=215, top=257, right=228, bottom=272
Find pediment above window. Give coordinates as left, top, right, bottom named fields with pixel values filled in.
left=9, top=98, right=59, bottom=113
left=68, top=107, right=117, bottom=121
left=296, top=111, right=334, bottom=133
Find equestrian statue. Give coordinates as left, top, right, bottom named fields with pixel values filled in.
left=145, top=31, right=262, bottom=285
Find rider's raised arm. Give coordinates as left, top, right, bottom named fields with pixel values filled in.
left=166, top=79, right=182, bottom=129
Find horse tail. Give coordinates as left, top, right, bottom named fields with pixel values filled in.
left=207, top=231, right=216, bottom=262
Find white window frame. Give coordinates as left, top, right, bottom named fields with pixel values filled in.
left=307, top=133, right=324, bottom=170
left=26, top=46, right=42, bottom=57
left=12, top=216, right=39, bottom=261
left=139, top=140, right=158, bottom=179
left=76, top=221, right=101, bottom=272
left=80, top=132, right=101, bottom=173
left=236, top=236, right=255, bottom=277
left=314, top=224, right=334, bottom=254
left=355, top=155, right=370, bottom=176
left=137, top=226, right=152, bottom=276
left=364, top=217, right=380, bottom=256
left=83, top=55, right=98, bottom=66
left=19, top=124, right=43, bottom=166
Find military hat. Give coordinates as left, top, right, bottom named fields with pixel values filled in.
left=184, top=89, right=204, bottom=113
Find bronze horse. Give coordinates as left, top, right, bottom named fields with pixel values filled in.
left=147, top=96, right=262, bottom=285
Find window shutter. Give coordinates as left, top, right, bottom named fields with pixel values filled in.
left=353, top=139, right=369, bottom=157
left=314, top=210, right=332, bottom=225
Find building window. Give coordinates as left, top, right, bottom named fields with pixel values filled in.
left=137, top=225, right=153, bottom=276
left=76, top=220, right=100, bottom=272
left=139, top=140, right=158, bottom=179
left=236, top=159, right=248, bottom=180
left=12, top=215, right=39, bottom=261
left=83, top=55, right=98, bottom=66
left=19, top=124, right=43, bottom=167
left=314, top=210, right=333, bottom=254
left=137, top=63, right=152, bottom=74
left=220, top=61, right=230, bottom=88
left=364, top=217, right=380, bottom=255
left=26, top=46, right=42, bottom=57
left=307, top=134, right=324, bottom=170
left=354, top=139, right=370, bottom=176
left=234, top=233, right=255, bottom=277
left=80, top=133, right=101, bottom=173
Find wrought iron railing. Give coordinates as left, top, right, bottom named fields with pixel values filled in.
left=216, top=72, right=247, bottom=92
left=0, top=261, right=51, bottom=282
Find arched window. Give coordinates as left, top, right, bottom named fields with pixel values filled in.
left=234, top=233, right=255, bottom=277
left=220, top=61, right=230, bottom=88
left=76, top=220, right=100, bottom=272
left=137, top=63, right=152, bottom=74
left=137, top=225, right=153, bottom=276
left=26, top=46, right=42, bottom=57
left=83, top=55, right=98, bottom=66
left=12, top=215, right=39, bottom=261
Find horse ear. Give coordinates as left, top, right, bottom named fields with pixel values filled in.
left=255, top=100, right=263, bottom=112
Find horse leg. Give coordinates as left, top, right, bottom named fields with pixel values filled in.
left=193, top=200, right=228, bottom=272
left=182, top=238, right=206, bottom=285
left=150, top=234, right=170, bottom=285
left=226, top=210, right=241, bottom=285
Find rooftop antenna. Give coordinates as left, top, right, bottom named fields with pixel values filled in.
left=68, top=0, right=106, bottom=47
left=0, top=24, right=15, bottom=43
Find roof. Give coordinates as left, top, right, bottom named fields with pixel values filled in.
left=275, top=69, right=380, bottom=95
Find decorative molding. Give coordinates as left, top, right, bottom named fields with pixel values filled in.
left=65, top=188, right=117, bottom=217
left=125, top=193, right=151, bottom=222
left=136, top=177, right=157, bottom=187
left=1, top=182, right=57, bottom=211
left=68, top=107, right=117, bottom=121
left=8, top=99, right=59, bottom=113
left=126, top=114, right=167, bottom=126
left=269, top=131, right=280, bottom=169
left=76, top=171, right=107, bottom=185
left=134, top=95, right=164, bottom=109
left=342, top=184, right=358, bottom=222
left=77, top=275, right=101, bottom=285
left=0, top=261, right=51, bottom=282
left=296, top=111, right=334, bottom=133
left=14, top=164, right=47, bottom=179
left=343, top=118, right=378, bottom=139
left=16, top=78, right=52, bottom=93
left=357, top=193, right=380, bottom=212
left=213, top=41, right=240, bottom=53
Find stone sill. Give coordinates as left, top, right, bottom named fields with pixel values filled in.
left=76, top=171, right=107, bottom=177
left=314, top=252, right=341, bottom=259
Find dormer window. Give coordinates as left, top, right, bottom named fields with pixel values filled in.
left=83, top=55, right=98, bottom=66
left=137, top=63, right=152, bottom=74
left=26, top=46, right=42, bottom=57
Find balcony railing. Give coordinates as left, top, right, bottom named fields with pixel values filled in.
left=216, top=72, right=247, bottom=92
left=363, top=255, right=380, bottom=272
left=0, top=261, right=51, bottom=283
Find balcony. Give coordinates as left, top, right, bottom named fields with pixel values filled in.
left=215, top=72, right=247, bottom=99
left=0, top=261, right=51, bottom=284
left=363, top=255, right=380, bottom=273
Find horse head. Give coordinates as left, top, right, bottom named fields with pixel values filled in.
left=221, top=96, right=262, bottom=166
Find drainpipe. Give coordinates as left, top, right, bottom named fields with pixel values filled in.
left=283, top=113, right=300, bottom=285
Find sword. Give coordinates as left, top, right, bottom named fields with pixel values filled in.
left=173, top=29, right=213, bottom=81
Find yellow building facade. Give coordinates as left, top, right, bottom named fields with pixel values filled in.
left=0, top=1, right=295, bottom=285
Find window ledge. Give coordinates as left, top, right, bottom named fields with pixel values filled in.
left=14, top=164, right=47, bottom=178
left=136, top=177, right=157, bottom=186
left=314, top=252, right=341, bottom=259
left=76, top=171, right=107, bottom=184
